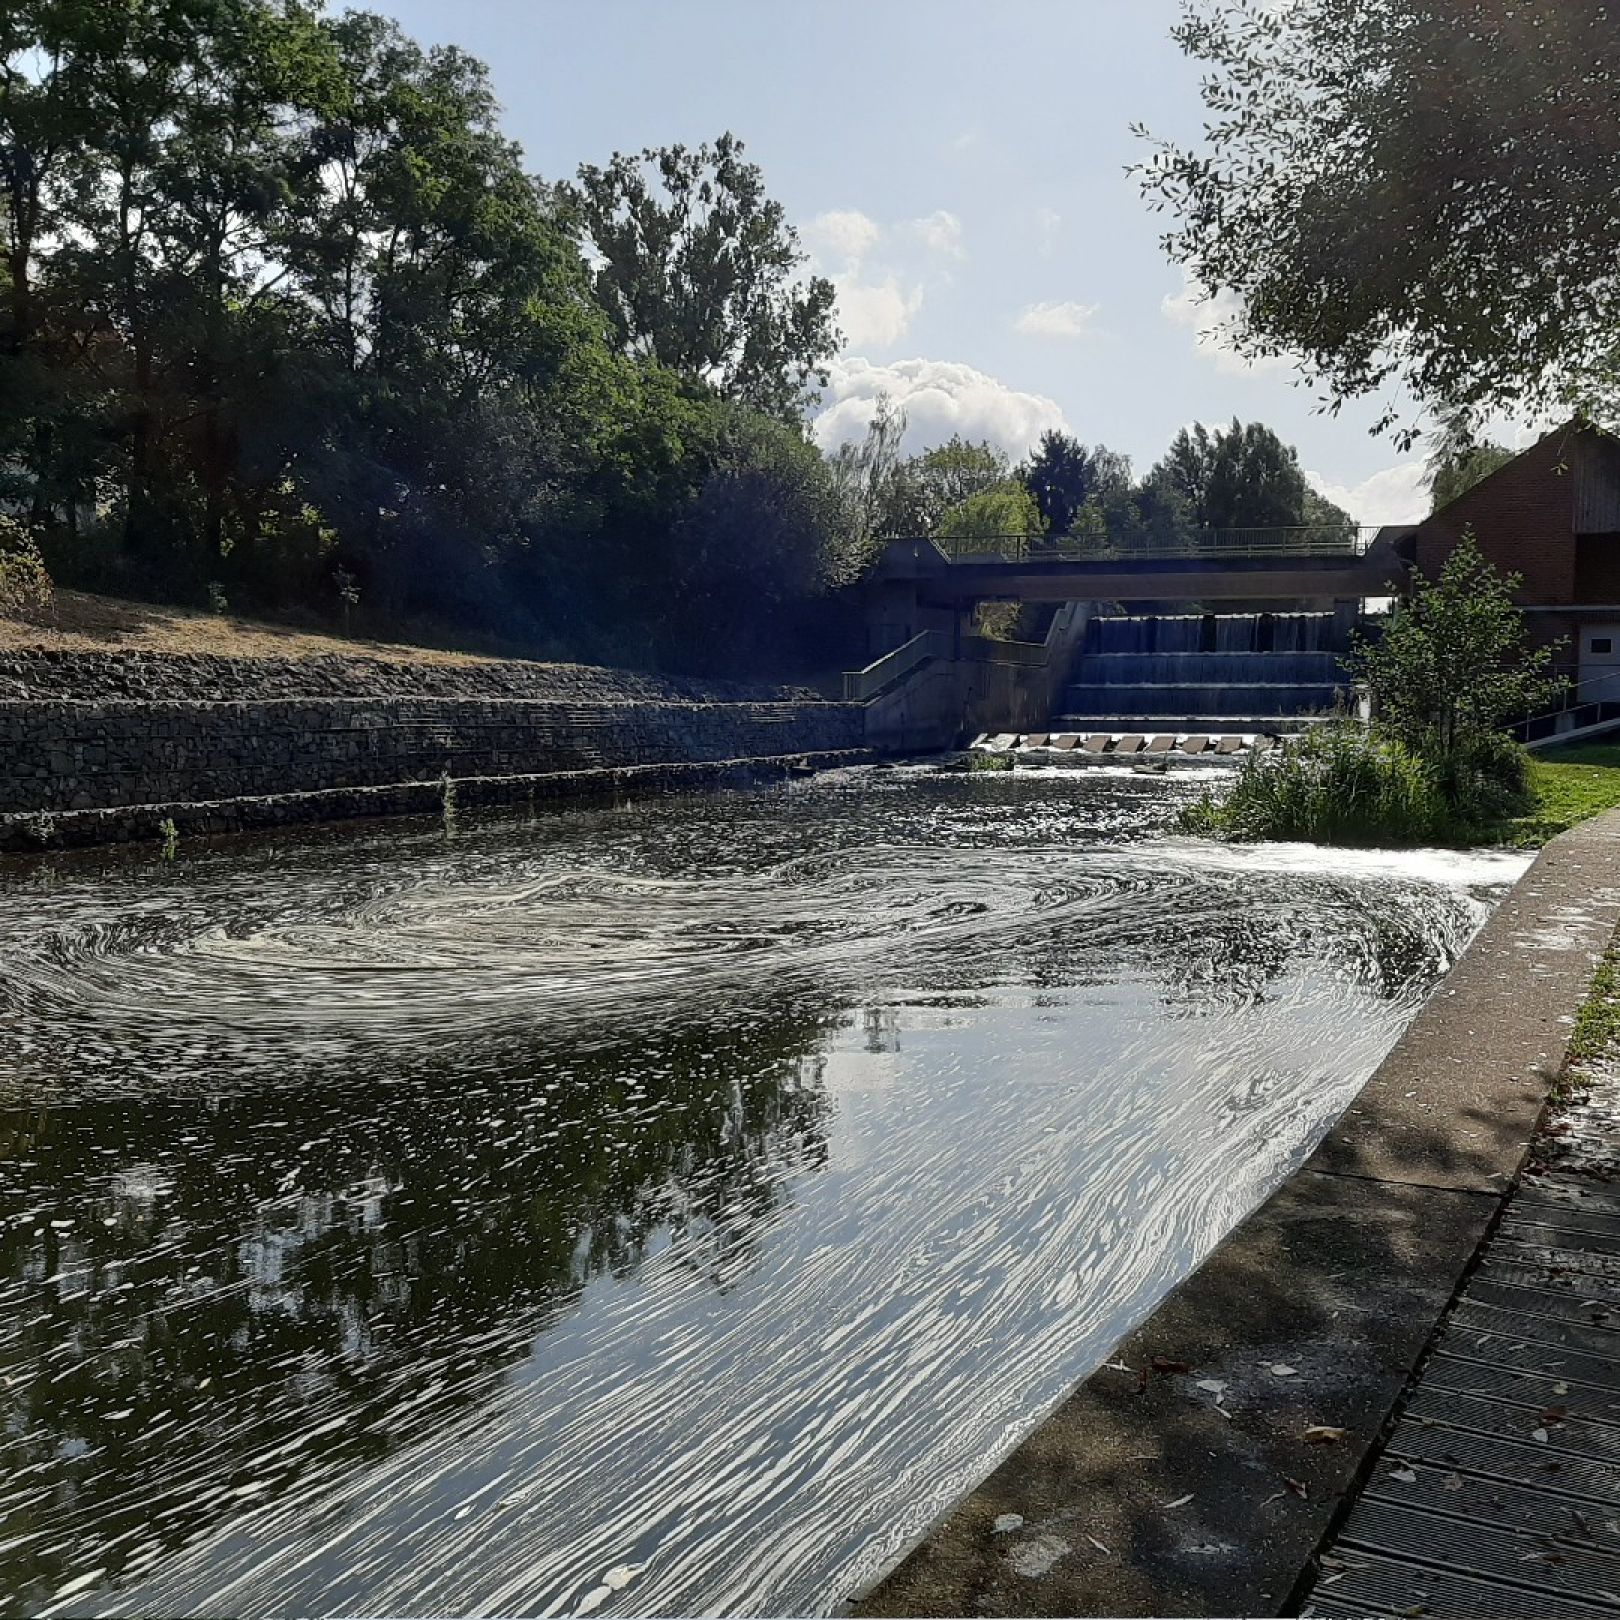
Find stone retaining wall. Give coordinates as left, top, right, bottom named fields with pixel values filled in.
left=0, top=695, right=868, bottom=849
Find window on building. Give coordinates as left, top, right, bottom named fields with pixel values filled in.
left=1593, top=638, right=1614, bottom=654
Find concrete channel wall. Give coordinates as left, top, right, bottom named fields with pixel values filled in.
left=857, top=808, right=1620, bottom=1619
left=0, top=695, right=868, bottom=849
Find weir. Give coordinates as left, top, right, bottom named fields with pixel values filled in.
left=1054, top=611, right=1350, bottom=730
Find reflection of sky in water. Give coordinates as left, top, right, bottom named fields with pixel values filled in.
left=0, top=766, right=1527, bottom=1617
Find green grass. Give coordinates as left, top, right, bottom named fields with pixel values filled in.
left=1503, top=746, right=1620, bottom=846
left=1566, top=944, right=1620, bottom=1072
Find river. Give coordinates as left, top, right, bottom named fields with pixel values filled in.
left=0, top=764, right=1528, bottom=1617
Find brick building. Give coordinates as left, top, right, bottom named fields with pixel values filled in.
left=1406, top=421, right=1620, bottom=698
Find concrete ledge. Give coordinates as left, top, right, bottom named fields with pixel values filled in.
left=854, top=810, right=1620, bottom=1619
left=0, top=749, right=874, bottom=852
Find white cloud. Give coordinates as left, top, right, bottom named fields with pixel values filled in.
left=836, top=278, right=925, bottom=349
left=1162, top=267, right=1295, bottom=375
left=804, top=209, right=881, bottom=267
left=1013, top=300, right=1098, bottom=340
left=1306, top=463, right=1429, bottom=528
left=908, top=209, right=965, bottom=260
left=813, top=356, right=1069, bottom=462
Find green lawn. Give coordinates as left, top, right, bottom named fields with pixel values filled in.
left=1507, top=744, right=1620, bottom=846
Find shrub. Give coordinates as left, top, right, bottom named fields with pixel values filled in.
left=1180, top=724, right=1450, bottom=845
left=0, top=516, right=53, bottom=615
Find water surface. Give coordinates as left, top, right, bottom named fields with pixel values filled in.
left=0, top=765, right=1527, bottom=1616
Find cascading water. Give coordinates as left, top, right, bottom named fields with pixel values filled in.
left=0, top=770, right=1525, bottom=1619
left=1060, top=613, right=1347, bottom=725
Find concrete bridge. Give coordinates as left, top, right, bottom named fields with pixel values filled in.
left=870, top=526, right=1408, bottom=612
left=850, top=527, right=1412, bottom=747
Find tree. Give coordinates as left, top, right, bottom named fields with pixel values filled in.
left=1425, top=420, right=1516, bottom=513
left=935, top=482, right=1044, bottom=548
left=1021, top=431, right=1131, bottom=536
left=1346, top=532, right=1564, bottom=768
left=1144, top=419, right=1341, bottom=535
left=1137, top=1, right=1620, bottom=443
left=824, top=392, right=909, bottom=582
left=567, top=132, right=838, bottom=421
left=665, top=406, right=841, bottom=671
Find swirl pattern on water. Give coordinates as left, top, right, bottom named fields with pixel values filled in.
left=0, top=768, right=1527, bottom=1618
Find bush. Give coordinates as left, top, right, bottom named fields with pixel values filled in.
left=0, top=517, right=53, bottom=615
left=1180, top=724, right=1452, bottom=845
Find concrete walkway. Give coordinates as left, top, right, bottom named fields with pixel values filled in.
left=1305, top=1026, right=1620, bottom=1617
left=854, top=811, right=1620, bottom=1619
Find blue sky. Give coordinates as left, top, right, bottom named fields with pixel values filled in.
left=372, top=0, right=1448, bottom=524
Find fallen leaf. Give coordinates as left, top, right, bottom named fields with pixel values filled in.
left=992, top=1514, right=1025, bottom=1535
left=1442, top=1473, right=1464, bottom=1492
left=1553, top=1381, right=1570, bottom=1395
left=1389, top=1466, right=1418, bottom=1484
left=1570, top=1509, right=1593, bottom=1536
left=1532, top=1427, right=1550, bottom=1444
left=1285, top=1476, right=1308, bottom=1499
left=1302, top=1425, right=1347, bottom=1445
left=1541, top=1405, right=1567, bottom=1424
left=1195, top=1379, right=1227, bottom=1396
left=1152, top=1356, right=1193, bottom=1376
left=1086, top=1535, right=1111, bottom=1556
left=1269, top=1363, right=1298, bottom=1377
left=1161, top=1494, right=1194, bottom=1510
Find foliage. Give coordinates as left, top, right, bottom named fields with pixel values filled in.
left=1427, top=440, right=1516, bottom=513
left=566, top=132, right=839, bottom=422
left=663, top=406, right=846, bottom=673
left=1346, top=533, right=1564, bottom=766
left=1020, top=431, right=1130, bottom=537
left=0, top=4, right=850, bottom=675
left=0, top=518, right=53, bottom=615
left=1180, top=724, right=1450, bottom=846
left=1137, top=1, right=1620, bottom=443
left=935, top=482, right=1045, bottom=546
left=824, top=393, right=911, bottom=580
left=1146, top=418, right=1349, bottom=534
left=967, top=750, right=1014, bottom=773
left=1192, top=539, right=1577, bottom=849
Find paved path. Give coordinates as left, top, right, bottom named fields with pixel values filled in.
left=1306, top=1043, right=1620, bottom=1618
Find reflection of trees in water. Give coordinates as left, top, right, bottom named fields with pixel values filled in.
left=0, top=1000, right=836, bottom=1610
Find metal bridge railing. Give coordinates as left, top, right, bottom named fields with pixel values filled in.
left=1517, top=665, right=1620, bottom=747
left=922, top=525, right=1379, bottom=565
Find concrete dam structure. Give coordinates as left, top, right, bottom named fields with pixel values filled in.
left=1056, top=612, right=1348, bottom=731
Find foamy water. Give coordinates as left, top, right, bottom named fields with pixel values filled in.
left=0, top=767, right=1527, bottom=1616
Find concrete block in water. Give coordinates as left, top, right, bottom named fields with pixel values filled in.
left=1113, top=735, right=1145, bottom=754
left=1144, top=735, right=1175, bottom=755
left=1179, top=735, right=1210, bottom=754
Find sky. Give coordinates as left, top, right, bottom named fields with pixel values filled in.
left=367, top=0, right=1507, bottom=527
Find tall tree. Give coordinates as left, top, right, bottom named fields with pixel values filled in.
left=1137, top=1, right=1620, bottom=442
left=1020, top=431, right=1130, bottom=537
left=567, top=132, right=839, bottom=421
